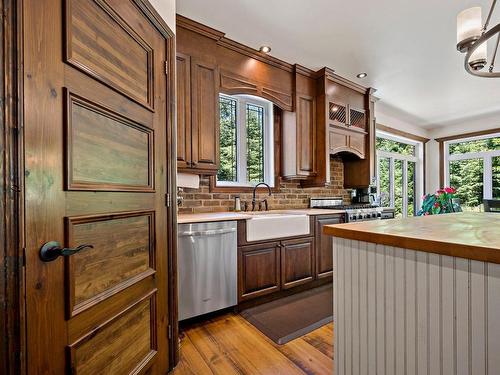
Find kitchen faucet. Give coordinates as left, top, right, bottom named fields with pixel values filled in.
left=252, top=182, right=272, bottom=211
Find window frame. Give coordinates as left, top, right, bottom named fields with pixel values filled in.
left=443, top=132, right=500, bottom=202
left=216, top=93, right=275, bottom=188
left=376, top=131, right=424, bottom=217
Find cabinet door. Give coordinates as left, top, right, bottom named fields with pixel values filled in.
left=176, top=53, right=191, bottom=169
left=280, top=237, right=314, bottom=289
left=238, top=243, right=280, bottom=301
left=315, top=214, right=344, bottom=279
left=190, top=58, right=219, bottom=173
left=297, top=94, right=317, bottom=177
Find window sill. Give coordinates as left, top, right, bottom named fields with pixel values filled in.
left=209, top=176, right=279, bottom=193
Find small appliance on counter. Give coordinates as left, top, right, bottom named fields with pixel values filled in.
left=309, top=197, right=395, bottom=223
left=350, top=186, right=378, bottom=205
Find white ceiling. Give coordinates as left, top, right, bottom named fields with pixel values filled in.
left=177, top=0, right=500, bottom=128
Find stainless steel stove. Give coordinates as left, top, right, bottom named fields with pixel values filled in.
left=309, top=197, right=395, bottom=222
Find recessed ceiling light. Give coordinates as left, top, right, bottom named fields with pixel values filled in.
left=357, top=72, right=367, bottom=78
left=259, top=45, right=271, bottom=53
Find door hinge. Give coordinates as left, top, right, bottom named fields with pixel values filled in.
left=165, top=193, right=170, bottom=207
left=165, top=61, right=168, bottom=75
left=168, top=324, right=172, bottom=339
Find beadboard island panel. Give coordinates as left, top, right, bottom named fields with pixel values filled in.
left=333, top=237, right=500, bottom=375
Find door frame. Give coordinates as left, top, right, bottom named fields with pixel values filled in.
left=0, top=0, right=178, bottom=373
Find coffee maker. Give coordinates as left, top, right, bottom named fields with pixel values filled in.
left=351, top=185, right=378, bottom=205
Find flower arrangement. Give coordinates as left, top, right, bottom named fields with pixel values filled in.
left=417, top=187, right=462, bottom=216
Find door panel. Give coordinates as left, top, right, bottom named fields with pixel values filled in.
left=176, top=53, right=191, bottom=169
left=281, top=238, right=314, bottom=289
left=24, top=0, right=170, bottom=373
left=66, top=211, right=155, bottom=317
left=297, top=94, right=316, bottom=176
left=65, top=0, right=153, bottom=108
left=315, top=215, right=343, bottom=279
left=68, top=293, right=157, bottom=375
left=190, top=58, right=219, bottom=171
left=65, top=91, right=154, bottom=191
left=238, top=243, right=280, bottom=301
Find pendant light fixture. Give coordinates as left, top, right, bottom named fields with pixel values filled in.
left=456, top=0, right=500, bottom=77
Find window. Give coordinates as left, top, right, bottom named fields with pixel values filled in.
left=376, top=132, right=424, bottom=218
left=217, top=94, right=274, bottom=187
left=444, top=133, right=500, bottom=211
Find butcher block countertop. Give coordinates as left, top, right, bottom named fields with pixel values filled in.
left=178, top=208, right=346, bottom=224
left=324, top=212, right=500, bottom=264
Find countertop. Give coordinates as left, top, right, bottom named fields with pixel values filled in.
left=324, top=212, right=500, bottom=264
left=178, top=208, right=346, bottom=224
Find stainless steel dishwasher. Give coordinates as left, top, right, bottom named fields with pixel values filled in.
left=178, top=221, right=237, bottom=320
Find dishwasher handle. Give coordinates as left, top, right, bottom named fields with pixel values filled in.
left=178, top=227, right=237, bottom=237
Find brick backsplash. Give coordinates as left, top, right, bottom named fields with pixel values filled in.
left=177, top=156, right=351, bottom=214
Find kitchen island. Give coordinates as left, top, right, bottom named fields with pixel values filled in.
left=324, top=213, right=500, bottom=375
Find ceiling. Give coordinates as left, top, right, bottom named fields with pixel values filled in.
left=177, top=0, right=500, bottom=128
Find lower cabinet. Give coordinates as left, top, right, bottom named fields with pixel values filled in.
left=238, top=237, right=314, bottom=302
left=315, top=214, right=344, bottom=279
left=238, top=242, right=281, bottom=301
left=281, top=237, right=314, bottom=289
left=237, top=213, right=344, bottom=303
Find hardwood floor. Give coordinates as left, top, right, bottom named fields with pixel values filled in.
left=172, top=313, right=333, bottom=375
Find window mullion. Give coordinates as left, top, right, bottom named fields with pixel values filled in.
left=402, top=159, right=408, bottom=217
left=484, top=156, right=493, bottom=199
left=389, top=158, right=395, bottom=208
left=239, top=100, right=247, bottom=184
left=376, top=153, right=381, bottom=202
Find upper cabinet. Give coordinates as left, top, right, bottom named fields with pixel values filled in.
left=176, top=53, right=219, bottom=174
left=176, top=15, right=377, bottom=188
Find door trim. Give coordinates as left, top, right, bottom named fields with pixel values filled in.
left=0, top=0, right=178, bottom=373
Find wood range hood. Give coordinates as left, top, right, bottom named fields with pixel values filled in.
left=281, top=66, right=377, bottom=189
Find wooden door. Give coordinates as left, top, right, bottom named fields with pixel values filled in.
left=280, top=238, right=314, bottom=289
left=190, top=57, right=219, bottom=172
left=315, top=215, right=343, bottom=279
left=176, top=52, right=192, bottom=169
left=24, top=0, right=170, bottom=373
left=238, top=243, right=281, bottom=301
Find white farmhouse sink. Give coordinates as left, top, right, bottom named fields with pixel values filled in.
left=246, top=213, right=310, bottom=242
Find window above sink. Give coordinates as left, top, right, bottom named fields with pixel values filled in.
left=216, top=94, right=275, bottom=188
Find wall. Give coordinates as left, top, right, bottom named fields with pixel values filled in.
left=178, top=157, right=351, bottom=214
left=149, top=0, right=176, bottom=31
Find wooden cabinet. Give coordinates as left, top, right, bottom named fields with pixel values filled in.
left=281, top=237, right=314, bottom=289
left=176, top=53, right=219, bottom=174
left=237, top=213, right=345, bottom=302
left=315, top=214, right=344, bottom=279
left=238, top=242, right=281, bottom=301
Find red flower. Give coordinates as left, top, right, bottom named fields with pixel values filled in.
left=434, top=202, right=440, bottom=208
left=444, top=187, right=456, bottom=194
